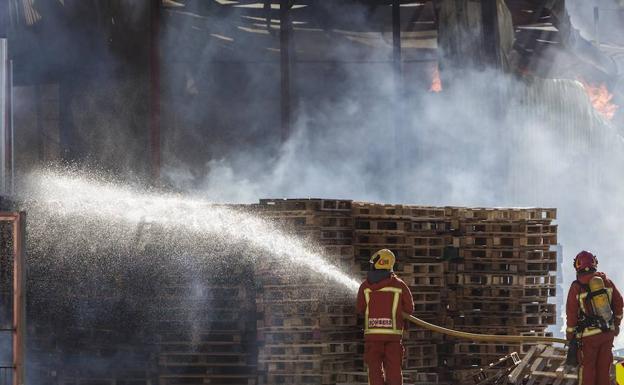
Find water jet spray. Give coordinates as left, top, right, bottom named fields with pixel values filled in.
left=20, top=169, right=569, bottom=346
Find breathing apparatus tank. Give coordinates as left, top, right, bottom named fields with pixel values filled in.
left=589, top=276, right=614, bottom=330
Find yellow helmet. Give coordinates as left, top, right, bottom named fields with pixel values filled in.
left=370, top=249, right=395, bottom=270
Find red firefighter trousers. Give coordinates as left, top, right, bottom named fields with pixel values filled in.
left=578, top=331, right=614, bottom=385
left=364, top=341, right=404, bottom=385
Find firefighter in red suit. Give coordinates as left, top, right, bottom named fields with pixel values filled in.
left=566, top=250, right=623, bottom=385
left=356, top=249, right=414, bottom=385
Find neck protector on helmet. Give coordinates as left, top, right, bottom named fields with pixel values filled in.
left=367, top=270, right=392, bottom=284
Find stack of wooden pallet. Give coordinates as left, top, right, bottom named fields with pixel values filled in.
left=253, top=199, right=558, bottom=385
left=351, top=202, right=450, bottom=381
left=255, top=283, right=359, bottom=385
left=27, top=265, right=159, bottom=385
left=254, top=199, right=360, bottom=385
left=445, top=208, right=558, bottom=382
left=156, top=272, right=257, bottom=385
left=19, top=198, right=560, bottom=385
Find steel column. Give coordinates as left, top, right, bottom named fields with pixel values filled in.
left=7, top=59, right=12, bottom=194
left=0, top=0, right=7, bottom=194
left=35, top=85, right=44, bottom=162
left=593, top=6, right=599, bottom=45
left=12, top=212, right=25, bottom=385
left=391, top=0, right=404, bottom=190
left=392, top=0, right=401, bottom=77
left=0, top=39, right=6, bottom=193
left=516, top=0, right=548, bottom=72
left=150, top=0, right=161, bottom=182
left=280, top=0, right=292, bottom=142
left=59, top=80, right=75, bottom=162
left=0, top=0, right=8, bottom=37
left=480, top=0, right=501, bottom=69
left=0, top=212, right=26, bottom=385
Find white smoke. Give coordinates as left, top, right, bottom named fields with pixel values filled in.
left=159, top=1, right=624, bottom=347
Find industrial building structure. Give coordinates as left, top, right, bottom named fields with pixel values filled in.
left=0, top=1, right=622, bottom=385
left=2, top=0, right=622, bottom=184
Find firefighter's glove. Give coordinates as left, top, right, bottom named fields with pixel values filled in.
left=616, top=326, right=620, bottom=337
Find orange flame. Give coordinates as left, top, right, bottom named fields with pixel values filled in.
left=429, top=63, right=442, bottom=93
left=579, top=80, right=618, bottom=121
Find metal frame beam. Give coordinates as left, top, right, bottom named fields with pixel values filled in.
left=0, top=211, right=26, bottom=385
left=280, top=0, right=292, bottom=142
left=59, top=80, right=75, bottom=162
left=150, top=0, right=161, bottom=183
left=481, top=0, right=501, bottom=69
left=392, top=0, right=402, bottom=75
left=391, top=0, right=404, bottom=192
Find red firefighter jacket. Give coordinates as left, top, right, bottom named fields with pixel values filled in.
left=566, top=271, right=624, bottom=339
left=356, top=273, right=414, bottom=341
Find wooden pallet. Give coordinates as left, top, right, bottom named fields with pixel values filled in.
left=459, top=248, right=556, bottom=262
left=322, top=245, right=355, bottom=258
left=257, top=314, right=357, bottom=328
left=406, top=275, right=445, bottom=287
left=410, top=219, right=452, bottom=234
left=507, top=345, right=578, bottom=385
left=454, top=342, right=522, bottom=356
left=401, top=262, right=446, bottom=275
left=449, top=286, right=526, bottom=300
left=257, top=373, right=326, bottom=385
left=354, top=234, right=411, bottom=246
left=448, top=301, right=524, bottom=314
left=449, top=273, right=523, bottom=287
left=258, top=342, right=360, bottom=356
left=256, top=301, right=354, bottom=315
left=335, top=370, right=443, bottom=385
left=258, top=198, right=352, bottom=213
left=471, top=352, right=522, bottom=385
left=524, top=275, right=557, bottom=288
left=354, top=218, right=411, bottom=233
left=63, top=379, right=153, bottom=385
left=159, top=373, right=256, bottom=385
left=449, top=208, right=556, bottom=221
left=460, top=222, right=556, bottom=235
left=447, top=261, right=556, bottom=274
left=412, top=236, right=450, bottom=247
left=257, top=327, right=359, bottom=344
left=352, top=202, right=445, bottom=218
left=458, top=235, right=556, bottom=248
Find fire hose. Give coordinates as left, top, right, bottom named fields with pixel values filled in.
left=402, top=312, right=567, bottom=344
left=403, top=312, right=624, bottom=381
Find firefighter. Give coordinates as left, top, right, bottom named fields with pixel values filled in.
left=356, top=249, right=414, bottom=385
left=566, top=250, right=624, bottom=385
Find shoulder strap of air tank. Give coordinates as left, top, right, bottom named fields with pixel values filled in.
left=587, top=288, right=609, bottom=300
left=574, top=280, right=589, bottom=318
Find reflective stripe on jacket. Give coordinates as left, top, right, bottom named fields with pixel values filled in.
left=356, top=273, right=414, bottom=341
